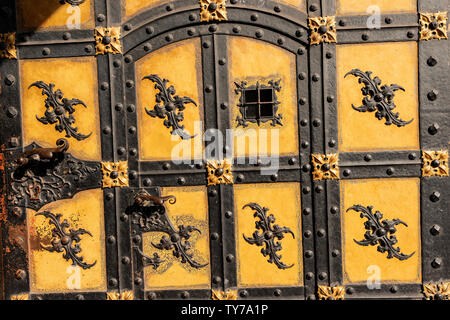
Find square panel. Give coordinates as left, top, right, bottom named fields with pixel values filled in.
left=341, top=178, right=421, bottom=284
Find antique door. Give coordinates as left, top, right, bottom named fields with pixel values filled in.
left=0, top=0, right=448, bottom=300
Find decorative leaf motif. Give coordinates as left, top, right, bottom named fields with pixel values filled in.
left=143, top=75, right=197, bottom=140
left=131, top=191, right=208, bottom=269
left=347, top=204, right=415, bottom=261
left=29, top=81, right=92, bottom=141
left=37, top=211, right=96, bottom=269
left=344, top=69, right=413, bottom=127
left=242, top=202, right=295, bottom=269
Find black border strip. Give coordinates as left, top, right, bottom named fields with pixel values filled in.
left=344, top=283, right=422, bottom=300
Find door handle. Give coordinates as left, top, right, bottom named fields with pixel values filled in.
left=16, top=138, right=69, bottom=166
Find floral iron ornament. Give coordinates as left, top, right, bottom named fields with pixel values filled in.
left=423, top=282, right=450, bottom=300
left=131, top=191, right=208, bottom=269
left=422, top=150, right=448, bottom=177
left=143, top=75, right=197, bottom=140
left=317, top=286, right=345, bottom=300
left=419, top=12, right=448, bottom=41
left=37, top=211, right=97, bottom=269
left=345, top=69, right=413, bottom=127
left=309, top=16, right=337, bottom=45
left=347, top=205, right=415, bottom=261
left=200, top=0, right=227, bottom=22
left=242, top=203, right=295, bottom=269
left=29, top=81, right=92, bottom=141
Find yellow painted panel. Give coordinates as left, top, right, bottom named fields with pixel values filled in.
left=125, top=0, right=163, bottom=19
left=337, top=0, right=416, bottom=15
left=234, top=183, right=303, bottom=287
left=17, top=0, right=94, bottom=31
left=136, top=39, right=204, bottom=161
left=28, top=189, right=106, bottom=292
left=277, top=0, right=305, bottom=9
left=337, top=42, right=419, bottom=152
left=143, top=186, right=210, bottom=290
left=341, top=178, right=421, bottom=284
left=20, top=57, right=101, bottom=161
left=229, top=37, right=299, bottom=157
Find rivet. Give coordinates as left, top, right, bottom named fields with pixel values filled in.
left=317, top=229, right=326, bottom=237
left=85, top=45, right=93, bottom=53
left=143, top=43, right=152, bottom=51
left=209, top=189, right=218, bottom=197
left=339, top=20, right=346, bottom=26
left=295, top=29, right=303, bottom=37
left=331, top=249, right=340, bottom=257
left=315, top=186, right=323, bottom=193
left=251, top=14, right=258, bottom=21
left=288, top=158, right=296, bottom=165
left=209, top=25, right=217, bottom=33
left=129, top=148, right=137, bottom=156
left=304, top=230, right=312, bottom=238
left=117, top=147, right=126, bottom=155
left=127, top=104, right=136, bottom=113
left=205, top=85, right=213, bottom=93
left=189, top=13, right=196, bottom=21
left=107, top=235, right=116, bottom=244
left=408, top=153, right=416, bottom=160
left=147, top=292, right=156, bottom=300
left=430, top=225, right=441, bottom=236
left=298, top=72, right=306, bottom=80
left=427, top=57, right=437, bottom=67
left=427, top=89, right=438, bottom=101
left=6, top=106, right=18, bottom=118
left=255, top=30, right=264, bottom=38
left=165, top=34, right=173, bottom=42
left=106, top=193, right=114, bottom=201
left=62, top=32, right=71, bottom=40
left=303, top=208, right=311, bottom=215
left=305, top=272, right=314, bottom=280
left=8, top=137, right=19, bottom=148
left=297, top=48, right=305, bottom=55
left=305, top=250, right=313, bottom=258
left=146, top=26, right=154, bottom=34
left=362, top=33, right=369, bottom=41
left=312, top=74, right=320, bottom=82
left=307, top=294, right=316, bottom=300
left=326, top=52, right=333, bottom=59
left=343, top=169, right=351, bottom=177
left=277, top=38, right=285, bottom=45
left=129, top=171, right=137, bottom=180
left=327, top=95, right=334, bottom=102
left=126, top=80, right=134, bottom=88
left=428, top=123, right=439, bottom=135
left=102, top=126, right=111, bottom=135
left=270, top=174, right=278, bottom=182
left=181, top=291, right=189, bottom=299
left=236, top=174, right=244, bottom=182
left=101, top=82, right=109, bottom=90
left=113, top=60, right=121, bottom=68
left=407, top=31, right=414, bottom=38
left=430, top=191, right=440, bottom=202
left=120, top=213, right=128, bottom=222
left=328, top=139, right=336, bottom=148
left=309, top=4, right=317, bottom=12
left=211, top=232, right=219, bottom=240
left=109, top=278, right=118, bottom=287
left=128, top=126, right=136, bottom=134
left=300, top=119, right=308, bottom=126
left=162, top=162, right=171, bottom=170
left=346, top=287, right=355, bottom=294
left=318, top=272, right=327, bottom=280
left=76, top=294, right=85, bottom=300
left=124, top=24, right=132, bottom=31
left=390, top=286, right=398, bottom=293
left=166, top=4, right=174, bottom=11
left=364, top=154, right=372, bottom=162
left=312, top=119, right=321, bottom=127
left=240, top=290, right=248, bottom=298
left=15, top=269, right=26, bottom=280
left=218, top=58, right=226, bottom=65
left=226, top=254, right=234, bottom=262
left=143, top=178, right=152, bottom=186
left=232, top=26, right=241, bottom=33
left=330, top=206, right=338, bottom=214
left=213, top=276, right=221, bottom=284
left=301, top=141, right=309, bottom=148
left=42, top=47, right=51, bottom=55
left=225, top=211, right=233, bottom=218
left=274, top=289, right=282, bottom=297
left=386, top=167, right=395, bottom=175
left=299, top=97, right=307, bottom=105
left=134, top=277, right=142, bottom=285
left=274, top=6, right=281, bottom=13
left=124, top=55, right=133, bottom=63
left=385, top=17, right=393, bottom=24
left=177, top=177, right=186, bottom=185
left=302, top=186, right=311, bottom=194
left=431, top=258, right=442, bottom=268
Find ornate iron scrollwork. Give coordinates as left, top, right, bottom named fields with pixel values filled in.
left=347, top=205, right=415, bottom=261
left=242, top=202, right=295, bottom=269
left=234, top=80, right=282, bottom=128
left=344, top=69, right=413, bottom=127
left=37, top=211, right=96, bottom=269
left=29, top=81, right=92, bottom=141
left=7, top=140, right=100, bottom=210
left=143, top=74, right=197, bottom=140
left=130, top=191, right=208, bottom=269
